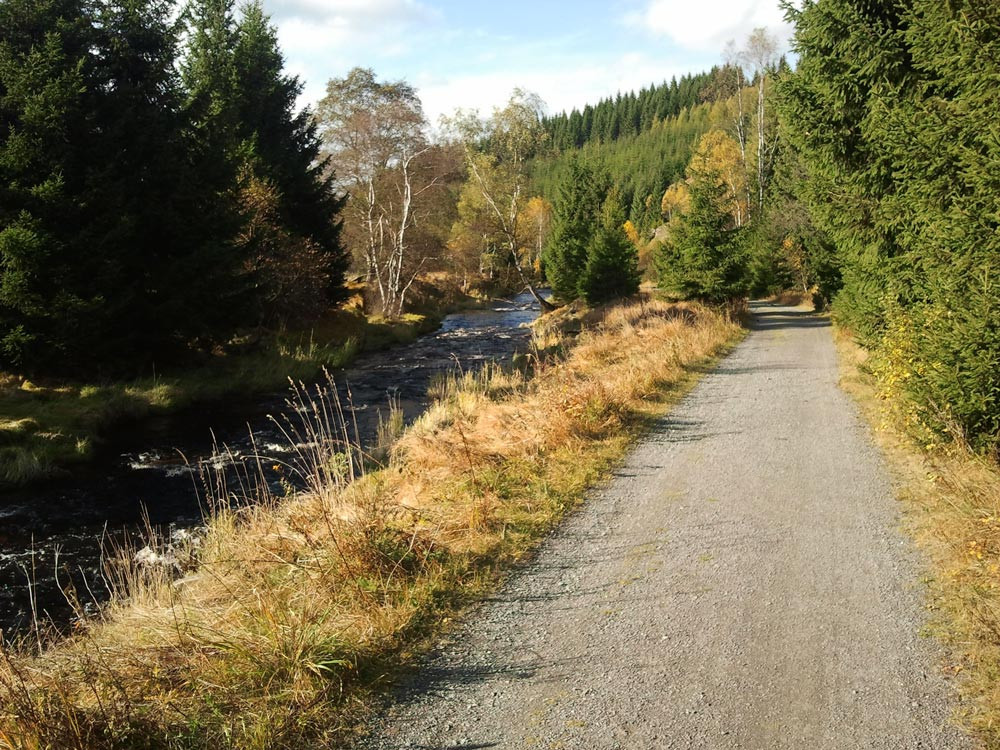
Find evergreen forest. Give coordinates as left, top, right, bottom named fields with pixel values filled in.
left=0, top=0, right=347, bottom=374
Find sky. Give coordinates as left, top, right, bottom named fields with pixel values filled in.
left=261, top=0, right=794, bottom=124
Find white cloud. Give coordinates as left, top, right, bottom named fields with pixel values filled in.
left=269, top=0, right=437, bottom=56
left=627, top=0, right=793, bottom=53
left=264, top=0, right=440, bottom=109
left=415, top=53, right=691, bottom=127
left=267, top=0, right=436, bottom=27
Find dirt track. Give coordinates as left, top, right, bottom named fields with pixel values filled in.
left=359, top=303, right=969, bottom=749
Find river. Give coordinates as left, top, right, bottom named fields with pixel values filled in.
left=0, top=292, right=545, bottom=637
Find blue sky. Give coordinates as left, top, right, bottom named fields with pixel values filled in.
left=261, top=0, right=793, bottom=123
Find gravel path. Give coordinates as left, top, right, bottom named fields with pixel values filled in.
left=359, top=303, right=969, bottom=750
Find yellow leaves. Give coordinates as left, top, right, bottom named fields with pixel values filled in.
left=660, top=181, right=691, bottom=220
left=686, top=129, right=748, bottom=225
left=688, top=130, right=743, bottom=183
left=523, top=196, right=552, bottom=228
left=622, top=220, right=641, bottom=248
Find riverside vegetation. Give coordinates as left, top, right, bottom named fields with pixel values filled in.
left=0, top=298, right=742, bottom=748
left=0, top=285, right=453, bottom=485
left=5, top=0, right=1000, bottom=746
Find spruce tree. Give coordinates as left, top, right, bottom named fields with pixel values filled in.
left=543, top=158, right=607, bottom=302
left=232, top=2, right=347, bottom=309
left=780, top=0, right=1000, bottom=452
left=182, top=0, right=348, bottom=320
left=579, top=192, right=640, bottom=305
left=656, top=173, right=748, bottom=303
left=84, top=0, right=247, bottom=363
left=180, top=0, right=240, bottom=191
left=0, top=0, right=103, bottom=369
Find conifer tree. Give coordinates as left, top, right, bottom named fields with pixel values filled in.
left=656, top=173, right=748, bottom=302
left=780, top=0, right=1000, bottom=452
left=542, top=158, right=607, bottom=301
left=579, top=191, right=640, bottom=305
left=181, top=0, right=240, bottom=184
left=85, top=0, right=247, bottom=361
left=0, top=0, right=252, bottom=371
left=0, top=0, right=98, bottom=367
left=182, top=0, right=348, bottom=321
left=232, top=2, right=347, bottom=309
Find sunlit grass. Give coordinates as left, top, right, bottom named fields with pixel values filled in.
left=0, top=298, right=742, bottom=749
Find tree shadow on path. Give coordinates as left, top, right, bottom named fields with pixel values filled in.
left=749, top=303, right=831, bottom=332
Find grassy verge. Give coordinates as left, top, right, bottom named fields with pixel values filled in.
left=0, top=304, right=441, bottom=486
left=0, top=298, right=742, bottom=750
left=836, top=328, right=1000, bottom=745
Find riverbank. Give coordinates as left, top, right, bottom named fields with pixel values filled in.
left=0, top=287, right=463, bottom=487
left=0, top=289, right=543, bottom=638
left=0, top=298, right=742, bottom=749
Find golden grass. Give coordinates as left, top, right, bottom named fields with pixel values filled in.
left=0, top=299, right=742, bottom=750
left=836, top=328, right=1000, bottom=747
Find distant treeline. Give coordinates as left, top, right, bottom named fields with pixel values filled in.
left=541, top=71, right=716, bottom=151
left=0, top=0, right=346, bottom=374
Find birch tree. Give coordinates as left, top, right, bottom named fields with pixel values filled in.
left=742, top=27, right=780, bottom=213
left=688, top=130, right=749, bottom=228
left=522, top=196, right=553, bottom=271
left=722, top=40, right=751, bottom=213
left=445, top=90, right=555, bottom=310
left=316, top=67, right=439, bottom=315
left=716, top=29, right=780, bottom=219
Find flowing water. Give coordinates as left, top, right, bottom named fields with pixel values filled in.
left=0, top=292, right=545, bottom=637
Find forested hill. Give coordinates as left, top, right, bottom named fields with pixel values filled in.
left=534, top=99, right=726, bottom=231
left=542, top=70, right=716, bottom=150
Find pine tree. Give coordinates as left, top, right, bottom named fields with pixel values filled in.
left=656, top=173, right=748, bottom=302
left=542, top=158, right=607, bottom=302
left=0, top=0, right=103, bottom=368
left=579, top=192, right=640, bottom=305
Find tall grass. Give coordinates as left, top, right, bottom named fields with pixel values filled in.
left=0, top=334, right=359, bottom=486
left=0, top=299, right=741, bottom=749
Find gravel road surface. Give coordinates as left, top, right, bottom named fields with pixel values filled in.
left=359, top=303, right=969, bottom=750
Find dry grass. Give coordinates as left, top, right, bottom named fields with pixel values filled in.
left=0, top=299, right=742, bottom=750
left=836, top=328, right=1000, bottom=747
